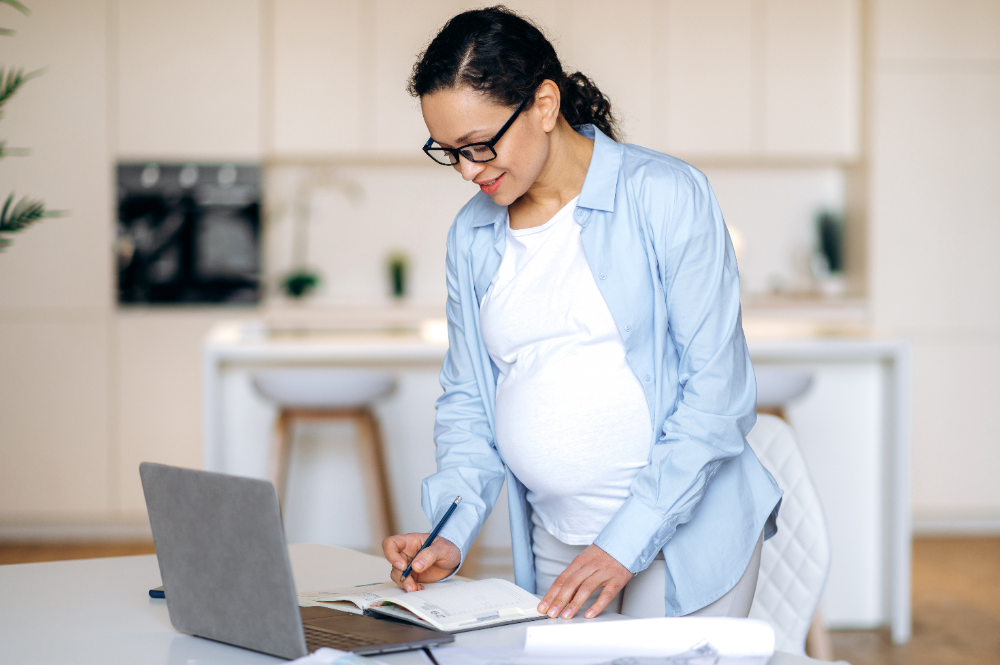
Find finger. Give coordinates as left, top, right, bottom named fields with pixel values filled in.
left=539, top=569, right=575, bottom=617
left=584, top=582, right=623, bottom=619
left=560, top=575, right=601, bottom=619
left=547, top=567, right=595, bottom=619
left=389, top=564, right=421, bottom=592
left=410, top=546, right=441, bottom=574
left=383, top=535, right=420, bottom=571
left=537, top=579, right=563, bottom=614
left=382, top=536, right=404, bottom=567
left=401, top=533, right=430, bottom=557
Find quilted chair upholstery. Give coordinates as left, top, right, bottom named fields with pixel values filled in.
left=747, top=414, right=832, bottom=656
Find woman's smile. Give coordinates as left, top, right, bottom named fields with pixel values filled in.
left=476, top=173, right=505, bottom=195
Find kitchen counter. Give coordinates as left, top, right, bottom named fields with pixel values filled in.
left=202, top=318, right=911, bottom=643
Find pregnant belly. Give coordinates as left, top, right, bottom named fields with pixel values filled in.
left=494, top=354, right=652, bottom=503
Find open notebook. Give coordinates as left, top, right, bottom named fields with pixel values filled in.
left=299, top=579, right=545, bottom=633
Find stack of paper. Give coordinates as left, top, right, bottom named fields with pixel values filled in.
left=430, top=617, right=776, bottom=665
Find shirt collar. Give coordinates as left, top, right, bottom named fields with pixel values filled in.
left=470, top=124, right=621, bottom=228
left=576, top=124, right=621, bottom=213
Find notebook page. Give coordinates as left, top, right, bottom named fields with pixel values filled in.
left=372, top=578, right=544, bottom=631
left=299, top=580, right=464, bottom=612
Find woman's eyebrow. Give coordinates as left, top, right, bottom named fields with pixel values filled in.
left=453, top=128, right=490, bottom=144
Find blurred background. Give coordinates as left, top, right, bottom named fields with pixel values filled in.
left=0, top=1, right=998, bottom=662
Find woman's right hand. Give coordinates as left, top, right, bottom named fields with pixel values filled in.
left=382, top=533, right=462, bottom=592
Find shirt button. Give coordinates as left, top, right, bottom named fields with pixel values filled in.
left=644, top=374, right=651, bottom=381
left=599, top=273, right=606, bottom=280
left=624, top=325, right=631, bottom=332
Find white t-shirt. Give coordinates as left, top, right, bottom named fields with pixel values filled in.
left=479, top=197, right=652, bottom=545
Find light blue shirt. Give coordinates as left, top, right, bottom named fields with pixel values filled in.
left=422, top=125, right=783, bottom=616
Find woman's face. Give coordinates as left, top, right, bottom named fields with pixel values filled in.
left=420, top=85, right=557, bottom=206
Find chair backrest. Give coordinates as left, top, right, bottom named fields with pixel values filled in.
left=746, top=414, right=831, bottom=655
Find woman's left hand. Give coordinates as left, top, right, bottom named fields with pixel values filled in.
left=537, top=544, right=632, bottom=620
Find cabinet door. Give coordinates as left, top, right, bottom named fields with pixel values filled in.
left=657, top=0, right=758, bottom=156
left=372, top=0, right=469, bottom=155
left=272, top=0, right=363, bottom=155
left=764, top=0, right=860, bottom=157
left=0, top=320, right=112, bottom=519
left=116, top=311, right=242, bottom=518
left=560, top=0, right=654, bottom=147
left=117, top=0, right=263, bottom=159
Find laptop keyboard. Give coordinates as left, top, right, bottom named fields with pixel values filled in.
left=303, top=624, right=383, bottom=652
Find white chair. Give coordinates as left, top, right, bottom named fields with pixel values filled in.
left=747, top=414, right=833, bottom=659
left=755, top=366, right=813, bottom=419
left=252, top=368, right=397, bottom=543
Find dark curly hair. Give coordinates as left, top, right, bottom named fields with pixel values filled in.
left=407, top=5, right=620, bottom=142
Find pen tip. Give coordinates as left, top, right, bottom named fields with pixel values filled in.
left=455, top=496, right=462, bottom=503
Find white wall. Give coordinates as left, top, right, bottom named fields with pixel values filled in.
left=2, top=0, right=998, bottom=541
left=870, top=0, right=1000, bottom=532
left=0, top=0, right=115, bottom=524
left=0, top=2, right=251, bottom=535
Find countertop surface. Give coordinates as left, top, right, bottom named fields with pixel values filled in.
left=204, top=317, right=909, bottom=364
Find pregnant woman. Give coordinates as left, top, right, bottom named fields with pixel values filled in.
left=382, top=6, right=782, bottom=621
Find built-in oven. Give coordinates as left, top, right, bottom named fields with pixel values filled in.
left=116, top=162, right=261, bottom=304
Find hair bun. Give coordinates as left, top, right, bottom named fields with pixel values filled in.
left=409, top=6, right=620, bottom=142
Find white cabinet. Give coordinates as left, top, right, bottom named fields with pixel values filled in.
left=372, top=0, right=469, bottom=155
left=763, top=0, right=860, bottom=157
left=115, top=311, right=244, bottom=518
left=116, top=0, right=264, bottom=160
left=263, top=1, right=859, bottom=160
left=656, top=0, right=860, bottom=159
left=0, top=320, right=112, bottom=519
left=658, top=0, right=758, bottom=155
left=560, top=0, right=655, bottom=147
left=271, top=0, right=364, bottom=155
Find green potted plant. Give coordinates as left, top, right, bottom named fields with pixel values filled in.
left=0, top=0, right=58, bottom=252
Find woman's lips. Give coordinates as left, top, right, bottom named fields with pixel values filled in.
left=478, top=173, right=504, bottom=195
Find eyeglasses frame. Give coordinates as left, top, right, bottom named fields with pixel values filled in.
left=422, top=94, right=532, bottom=165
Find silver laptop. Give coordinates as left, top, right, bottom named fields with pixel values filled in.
left=140, top=462, right=454, bottom=660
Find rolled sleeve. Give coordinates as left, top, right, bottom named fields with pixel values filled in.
left=420, top=222, right=506, bottom=572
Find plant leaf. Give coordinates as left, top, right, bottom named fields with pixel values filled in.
left=0, top=193, right=66, bottom=251
left=0, top=140, right=30, bottom=158
left=0, top=67, right=42, bottom=112
left=0, top=193, right=58, bottom=233
left=0, top=0, right=30, bottom=16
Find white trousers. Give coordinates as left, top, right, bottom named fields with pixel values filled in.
left=531, top=522, right=764, bottom=618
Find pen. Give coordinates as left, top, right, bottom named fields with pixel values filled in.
left=401, top=496, right=462, bottom=580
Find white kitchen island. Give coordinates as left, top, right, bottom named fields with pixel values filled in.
left=202, top=319, right=911, bottom=643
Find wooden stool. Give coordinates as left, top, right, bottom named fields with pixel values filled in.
left=252, top=368, right=397, bottom=543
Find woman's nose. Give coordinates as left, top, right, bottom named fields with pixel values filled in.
left=456, top=158, right=486, bottom=182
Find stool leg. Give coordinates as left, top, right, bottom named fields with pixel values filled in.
left=355, top=408, right=396, bottom=543
left=271, top=410, right=294, bottom=509
left=806, top=607, right=835, bottom=661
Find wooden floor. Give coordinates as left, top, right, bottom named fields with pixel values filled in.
left=1, top=537, right=998, bottom=663
left=830, top=537, right=1000, bottom=665
left=0, top=541, right=156, bottom=565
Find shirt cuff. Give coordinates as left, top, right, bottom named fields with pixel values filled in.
left=431, top=502, right=481, bottom=578
left=592, top=496, right=670, bottom=574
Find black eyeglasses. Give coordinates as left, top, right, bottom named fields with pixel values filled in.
left=422, top=95, right=531, bottom=166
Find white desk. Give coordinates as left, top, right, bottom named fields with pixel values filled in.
left=0, top=544, right=833, bottom=665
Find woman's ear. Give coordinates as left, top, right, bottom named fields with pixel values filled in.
left=534, top=79, right=562, bottom=134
